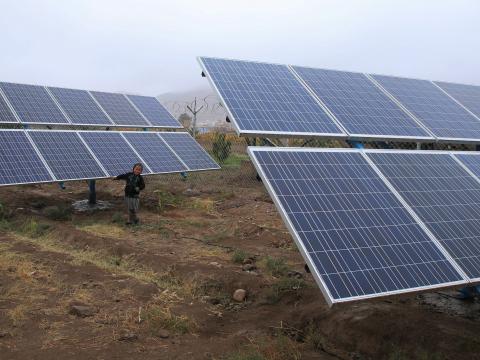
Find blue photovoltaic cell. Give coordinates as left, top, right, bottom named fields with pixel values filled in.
left=200, top=57, right=344, bottom=135
left=49, top=87, right=112, bottom=125
left=123, top=132, right=187, bottom=173
left=251, top=149, right=463, bottom=302
left=0, top=131, right=53, bottom=185
left=434, top=81, right=480, bottom=120
left=369, top=152, right=480, bottom=280
left=28, top=131, right=106, bottom=181
left=0, top=92, right=17, bottom=123
left=371, top=75, right=480, bottom=140
left=159, top=133, right=219, bottom=170
left=126, top=95, right=181, bottom=127
left=90, top=91, right=149, bottom=126
left=0, top=82, right=69, bottom=124
left=292, top=67, right=431, bottom=138
left=454, top=153, right=480, bottom=179
left=79, top=132, right=150, bottom=176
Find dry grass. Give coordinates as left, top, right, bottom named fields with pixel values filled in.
left=143, top=305, right=197, bottom=335
left=76, top=222, right=126, bottom=238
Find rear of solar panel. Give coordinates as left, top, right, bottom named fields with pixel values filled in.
left=0, top=130, right=53, bottom=185
left=0, top=82, right=69, bottom=124
left=199, top=57, right=346, bottom=137
left=248, top=148, right=465, bottom=305
left=126, top=95, right=181, bottom=128
left=159, top=132, right=220, bottom=171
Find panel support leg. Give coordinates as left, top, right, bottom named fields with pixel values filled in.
left=88, top=179, right=97, bottom=205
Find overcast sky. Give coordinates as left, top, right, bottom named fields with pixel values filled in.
left=0, top=0, right=478, bottom=96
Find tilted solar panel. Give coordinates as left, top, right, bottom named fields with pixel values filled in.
left=0, top=82, right=69, bottom=124
left=249, top=148, right=465, bottom=305
left=79, top=132, right=151, bottom=176
left=453, top=153, right=480, bottom=179
left=292, top=66, right=432, bottom=140
left=0, top=90, right=18, bottom=123
left=48, top=87, right=113, bottom=125
left=0, top=130, right=53, bottom=185
left=368, top=151, right=480, bottom=280
left=159, top=132, right=220, bottom=171
left=199, top=57, right=345, bottom=137
left=90, top=91, right=149, bottom=126
left=371, top=75, right=480, bottom=141
left=28, top=131, right=107, bottom=181
left=126, top=95, right=181, bottom=128
left=434, top=81, right=480, bottom=120
left=122, top=132, right=187, bottom=173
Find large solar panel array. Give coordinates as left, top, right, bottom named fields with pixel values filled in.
left=249, top=148, right=467, bottom=305
left=371, top=75, right=480, bottom=141
left=0, top=81, right=181, bottom=128
left=291, top=66, right=432, bottom=140
left=434, top=81, right=480, bottom=120
left=0, top=130, right=219, bottom=187
left=199, top=57, right=480, bottom=143
left=369, top=152, right=480, bottom=280
left=198, top=57, right=345, bottom=137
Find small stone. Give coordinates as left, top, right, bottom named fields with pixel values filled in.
left=118, top=332, right=138, bottom=341
left=242, top=258, right=253, bottom=265
left=242, top=264, right=256, bottom=272
left=157, top=329, right=170, bottom=339
left=287, top=271, right=303, bottom=280
left=233, top=289, right=247, bottom=302
left=209, top=262, right=222, bottom=268
left=0, top=331, right=8, bottom=338
left=69, top=305, right=96, bottom=317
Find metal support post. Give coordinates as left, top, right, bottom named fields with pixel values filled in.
left=88, top=179, right=97, bottom=205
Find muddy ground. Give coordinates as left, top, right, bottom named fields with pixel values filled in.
left=0, top=162, right=480, bottom=360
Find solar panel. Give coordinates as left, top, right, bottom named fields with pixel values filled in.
left=0, top=82, right=69, bottom=124
left=90, top=91, right=149, bottom=126
left=249, top=148, right=464, bottom=304
left=199, top=57, right=345, bottom=136
left=453, top=153, right=480, bottom=179
left=434, top=81, right=480, bottom=120
left=368, top=151, right=480, bottom=280
left=0, top=91, right=18, bottom=123
left=79, top=132, right=151, bottom=176
left=28, top=131, right=107, bottom=181
left=48, top=87, right=112, bottom=125
left=371, top=75, right=480, bottom=141
left=292, top=67, right=432, bottom=140
left=0, top=130, right=53, bottom=185
left=126, top=95, right=181, bottom=128
left=159, top=132, right=220, bottom=171
left=122, top=132, right=187, bottom=173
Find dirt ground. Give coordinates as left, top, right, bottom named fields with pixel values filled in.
left=1, top=163, right=480, bottom=360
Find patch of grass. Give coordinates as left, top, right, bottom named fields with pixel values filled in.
left=43, top=205, right=72, bottom=221
left=144, top=306, right=196, bottom=335
left=231, top=249, right=249, bottom=264
left=265, top=277, right=306, bottom=305
left=8, top=303, right=30, bottom=327
left=111, top=212, right=124, bottom=224
left=221, top=153, right=250, bottom=168
left=302, top=323, right=326, bottom=351
left=225, top=351, right=265, bottom=360
left=262, top=256, right=289, bottom=277
left=225, top=335, right=301, bottom=360
left=78, top=223, right=125, bottom=238
left=188, top=197, right=215, bottom=212
left=20, top=219, right=51, bottom=238
left=155, top=189, right=183, bottom=213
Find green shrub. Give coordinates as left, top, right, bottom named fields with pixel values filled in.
left=21, top=219, right=51, bottom=238
left=265, top=277, right=306, bottom=305
left=212, top=132, right=232, bottom=164
left=231, top=249, right=248, bottom=264
left=44, top=205, right=72, bottom=221
left=264, top=256, right=289, bottom=277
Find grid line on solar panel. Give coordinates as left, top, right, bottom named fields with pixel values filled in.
left=0, top=83, right=70, bottom=124
left=126, top=95, right=181, bottom=128
left=453, top=153, right=480, bottom=181
left=48, top=87, right=113, bottom=125
left=159, top=132, right=220, bottom=171
left=28, top=131, right=107, bottom=181
left=249, top=148, right=464, bottom=304
left=434, top=81, right=480, bottom=121
left=367, top=151, right=480, bottom=281
left=291, top=67, right=432, bottom=139
left=0, top=88, right=18, bottom=123
left=90, top=91, right=149, bottom=126
left=122, top=132, right=187, bottom=173
left=79, top=132, right=151, bottom=176
left=199, top=57, right=345, bottom=136
left=0, top=130, right=54, bottom=185
left=370, top=75, right=480, bottom=141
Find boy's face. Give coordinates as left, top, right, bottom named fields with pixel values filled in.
left=133, top=165, right=142, bottom=175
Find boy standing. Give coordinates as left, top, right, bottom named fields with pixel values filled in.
left=114, top=163, right=145, bottom=225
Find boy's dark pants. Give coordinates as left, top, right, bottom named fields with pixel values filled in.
left=125, top=196, right=140, bottom=224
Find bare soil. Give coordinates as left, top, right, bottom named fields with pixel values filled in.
left=1, top=164, right=480, bottom=360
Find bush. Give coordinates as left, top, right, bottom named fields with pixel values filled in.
left=231, top=249, right=248, bottom=264
left=212, top=132, right=232, bottom=164
left=264, top=256, right=289, bottom=277
left=21, top=219, right=50, bottom=238
left=44, top=205, right=72, bottom=221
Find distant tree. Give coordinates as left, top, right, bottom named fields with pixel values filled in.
left=212, top=132, right=232, bottom=164
left=178, top=113, right=192, bottom=128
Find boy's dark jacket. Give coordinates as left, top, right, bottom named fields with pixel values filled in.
left=116, top=172, right=145, bottom=198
